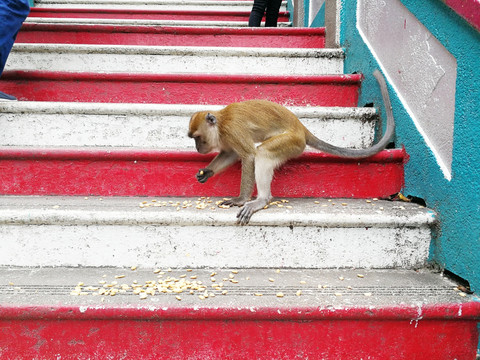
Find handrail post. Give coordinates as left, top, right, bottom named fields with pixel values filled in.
left=325, top=0, right=340, bottom=47
left=292, top=0, right=305, bottom=27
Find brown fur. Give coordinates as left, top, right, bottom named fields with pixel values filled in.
left=187, top=71, right=394, bottom=224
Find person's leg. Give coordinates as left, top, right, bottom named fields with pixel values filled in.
left=248, top=0, right=268, bottom=27
left=0, top=0, right=30, bottom=100
left=264, top=0, right=283, bottom=27
left=0, top=0, right=30, bottom=76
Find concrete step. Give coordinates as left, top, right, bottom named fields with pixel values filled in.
left=0, top=148, right=405, bottom=197
left=0, top=102, right=377, bottom=149
left=35, top=0, right=286, bottom=11
left=25, top=17, right=292, bottom=28
left=1, top=267, right=478, bottom=359
left=6, top=44, right=342, bottom=75
left=27, top=7, right=290, bottom=22
left=0, top=197, right=433, bottom=268
left=18, top=24, right=323, bottom=47
left=0, top=71, right=362, bottom=106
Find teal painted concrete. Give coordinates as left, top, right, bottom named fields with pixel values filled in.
left=339, top=0, right=480, bottom=295
left=310, top=2, right=325, bottom=27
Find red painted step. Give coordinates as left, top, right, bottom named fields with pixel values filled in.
left=0, top=148, right=405, bottom=197
left=17, top=24, right=325, bottom=48
left=1, top=268, right=478, bottom=359
left=0, top=303, right=478, bottom=359
left=0, top=71, right=362, bottom=106
left=28, top=7, right=290, bottom=22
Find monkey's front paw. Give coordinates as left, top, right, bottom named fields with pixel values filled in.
left=220, top=197, right=247, bottom=207
left=236, top=199, right=268, bottom=225
left=196, top=168, right=214, bottom=183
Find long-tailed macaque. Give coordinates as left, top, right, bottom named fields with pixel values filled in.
left=188, top=70, right=394, bottom=225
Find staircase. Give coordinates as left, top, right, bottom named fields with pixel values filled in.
left=0, top=0, right=479, bottom=358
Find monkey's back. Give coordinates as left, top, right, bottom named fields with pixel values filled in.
left=220, top=100, right=305, bottom=142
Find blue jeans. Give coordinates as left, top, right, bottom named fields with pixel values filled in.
left=0, top=0, right=30, bottom=76
left=248, top=0, right=283, bottom=27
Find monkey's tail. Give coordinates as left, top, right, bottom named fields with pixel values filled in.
left=306, top=69, right=395, bottom=159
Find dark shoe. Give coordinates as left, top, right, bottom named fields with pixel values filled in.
left=0, top=91, right=17, bottom=101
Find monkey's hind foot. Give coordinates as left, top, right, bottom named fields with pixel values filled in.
left=236, top=199, right=269, bottom=225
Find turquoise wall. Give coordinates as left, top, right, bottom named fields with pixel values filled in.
left=339, top=0, right=480, bottom=293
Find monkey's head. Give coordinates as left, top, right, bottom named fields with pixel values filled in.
left=188, top=111, right=220, bottom=154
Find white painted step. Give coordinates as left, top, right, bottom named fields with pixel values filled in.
left=0, top=267, right=471, bottom=308
left=25, top=17, right=291, bottom=27
left=0, top=102, right=377, bottom=149
left=0, top=196, right=436, bottom=268
left=35, top=0, right=286, bottom=11
left=7, top=44, right=343, bottom=75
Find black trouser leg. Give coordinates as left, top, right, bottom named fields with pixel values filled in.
left=265, top=0, right=282, bottom=27
left=248, top=0, right=268, bottom=27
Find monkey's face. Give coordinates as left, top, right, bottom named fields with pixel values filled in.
left=191, top=134, right=211, bottom=154
left=188, top=112, right=219, bottom=154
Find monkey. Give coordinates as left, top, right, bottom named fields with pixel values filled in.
left=188, top=70, right=394, bottom=225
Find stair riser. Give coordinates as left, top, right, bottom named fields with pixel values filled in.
left=7, top=45, right=342, bottom=75
left=28, top=8, right=290, bottom=21
left=0, top=72, right=362, bottom=106
left=0, top=150, right=405, bottom=197
left=0, top=223, right=428, bottom=268
left=0, top=316, right=476, bottom=360
left=18, top=25, right=322, bottom=48
left=0, top=106, right=376, bottom=149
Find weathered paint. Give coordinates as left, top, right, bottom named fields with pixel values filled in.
left=6, top=44, right=343, bottom=75
left=338, top=0, right=480, bottom=297
left=0, top=103, right=377, bottom=149
left=0, top=197, right=433, bottom=268
left=18, top=24, right=322, bottom=47
left=0, top=148, right=405, bottom=197
left=0, top=71, right=363, bottom=106
left=0, top=304, right=478, bottom=359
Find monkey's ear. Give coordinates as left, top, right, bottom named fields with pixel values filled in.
left=206, top=113, right=217, bottom=125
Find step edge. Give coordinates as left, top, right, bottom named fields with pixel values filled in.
left=0, top=302, right=478, bottom=321
left=22, top=24, right=311, bottom=35
left=12, top=43, right=341, bottom=57
left=24, top=18, right=291, bottom=27
left=29, top=8, right=290, bottom=16
left=0, top=147, right=405, bottom=163
left=0, top=198, right=436, bottom=228
left=1, top=70, right=363, bottom=83
left=36, top=0, right=286, bottom=5
left=0, top=101, right=376, bottom=119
